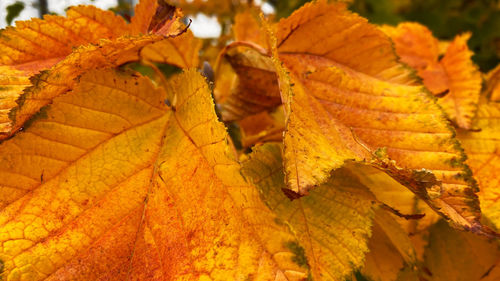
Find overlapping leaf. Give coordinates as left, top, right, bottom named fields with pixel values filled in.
left=0, top=69, right=311, bottom=280
left=242, top=143, right=377, bottom=281
left=457, top=99, right=500, bottom=230
left=261, top=0, right=488, bottom=235
left=422, top=220, right=500, bottom=281
left=238, top=110, right=284, bottom=148
left=350, top=164, right=440, bottom=236
left=0, top=0, right=187, bottom=140
left=140, top=30, right=202, bottom=69
left=383, top=23, right=482, bottom=129
left=361, top=209, right=418, bottom=281
left=0, top=6, right=128, bottom=135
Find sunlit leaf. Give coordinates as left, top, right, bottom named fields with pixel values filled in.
left=0, top=1, right=186, bottom=140
left=263, top=0, right=488, bottom=235
left=242, top=143, right=377, bottom=281
left=0, top=6, right=129, bottom=136
left=0, top=69, right=309, bottom=280
left=141, top=30, right=202, bottom=68
left=219, top=48, right=280, bottom=121
left=457, top=98, right=500, bottom=230
left=485, top=63, right=500, bottom=102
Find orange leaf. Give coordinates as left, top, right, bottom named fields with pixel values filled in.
left=265, top=1, right=488, bottom=235
left=141, top=30, right=202, bottom=68
left=239, top=110, right=285, bottom=148
left=7, top=35, right=166, bottom=141
left=0, top=69, right=309, bottom=280
left=0, top=6, right=129, bottom=135
left=130, top=0, right=184, bottom=36
left=383, top=23, right=481, bottom=129
left=0, top=2, right=187, bottom=140
left=234, top=10, right=270, bottom=49
left=242, top=143, right=377, bottom=280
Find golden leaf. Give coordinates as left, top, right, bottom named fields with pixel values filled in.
left=140, top=30, right=202, bottom=68
left=0, top=0, right=187, bottom=140
left=6, top=35, right=166, bottom=141
left=264, top=1, right=487, bottom=235
left=233, top=10, right=270, bottom=49
left=422, top=220, right=500, bottom=281
left=350, top=164, right=440, bottom=236
left=456, top=99, right=500, bottom=229
left=383, top=23, right=481, bottom=129
left=362, top=209, right=417, bottom=281
left=0, top=6, right=129, bottom=135
left=242, top=143, right=377, bottom=281
left=0, top=69, right=308, bottom=280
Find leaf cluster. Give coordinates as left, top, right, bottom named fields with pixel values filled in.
left=0, top=1, right=500, bottom=281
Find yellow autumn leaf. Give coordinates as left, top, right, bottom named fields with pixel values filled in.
left=422, top=220, right=500, bottom=281
left=242, top=143, right=377, bottom=281
left=347, top=164, right=438, bottom=262
left=263, top=0, right=488, bottom=235
left=233, top=10, right=270, bottom=49
left=456, top=98, right=500, bottom=230
left=361, top=209, right=417, bottom=281
left=0, top=5, right=129, bottom=135
left=383, top=22, right=482, bottom=129
left=141, top=30, right=202, bottom=68
left=350, top=164, right=440, bottom=236
left=0, top=0, right=188, bottom=140
left=0, top=69, right=311, bottom=281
